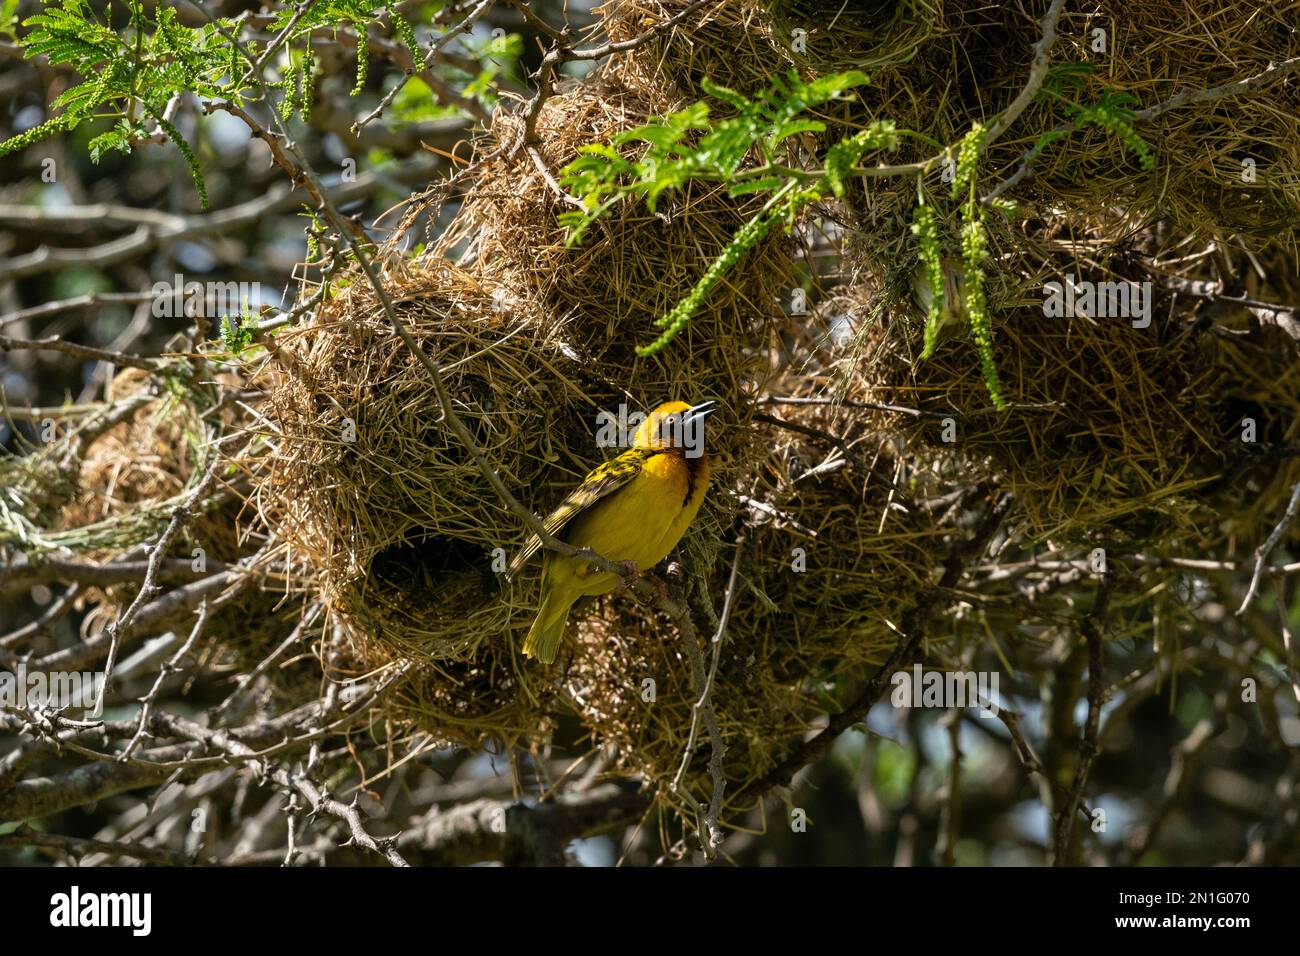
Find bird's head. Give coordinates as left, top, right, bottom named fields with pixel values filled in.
left=633, top=400, right=718, bottom=459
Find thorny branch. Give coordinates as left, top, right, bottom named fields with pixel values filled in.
left=669, top=537, right=745, bottom=857
left=1237, top=480, right=1300, bottom=616
left=1052, top=570, right=1113, bottom=865
left=93, top=460, right=224, bottom=715
left=740, top=491, right=1014, bottom=801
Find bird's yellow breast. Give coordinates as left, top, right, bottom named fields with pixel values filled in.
left=551, top=451, right=709, bottom=597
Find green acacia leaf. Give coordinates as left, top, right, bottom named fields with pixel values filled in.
left=728, top=176, right=784, bottom=196
left=88, top=128, right=131, bottom=162
left=699, top=76, right=750, bottom=110
left=769, top=118, right=825, bottom=144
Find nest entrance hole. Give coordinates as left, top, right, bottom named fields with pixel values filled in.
left=369, top=528, right=498, bottom=609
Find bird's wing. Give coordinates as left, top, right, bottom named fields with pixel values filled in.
left=506, top=451, right=646, bottom=581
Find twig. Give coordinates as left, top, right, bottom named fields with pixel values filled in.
left=398, top=780, right=649, bottom=865
left=740, top=491, right=1012, bottom=799
left=1131, top=56, right=1300, bottom=122
left=504, top=0, right=567, bottom=43
left=92, top=463, right=224, bottom=714
left=0, top=825, right=206, bottom=866
left=1280, top=578, right=1300, bottom=706
left=993, top=701, right=1059, bottom=810
left=935, top=704, right=962, bottom=866
left=0, top=167, right=431, bottom=283
left=214, top=603, right=321, bottom=722
left=252, top=0, right=318, bottom=73
left=1122, top=693, right=1225, bottom=864
left=354, top=0, right=498, bottom=131
left=1052, top=570, right=1112, bottom=864
left=760, top=395, right=947, bottom=419
left=1237, top=480, right=1300, bottom=616
left=150, top=711, right=410, bottom=866
left=0, top=331, right=160, bottom=371
left=513, top=0, right=719, bottom=152
left=0, top=556, right=224, bottom=595
left=733, top=493, right=819, bottom=538
left=753, top=411, right=855, bottom=459
left=979, top=0, right=1067, bottom=150
left=119, top=602, right=210, bottom=761
left=30, top=568, right=245, bottom=672
left=525, top=143, right=584, bottom=206
left=0, top=291, right=156, bottom=331
left=201, top=101, right=369, bottom=244
left=981, top=553, right=1300, bottom=578
left=0, top=584, right=80, bottom=651
left=670, top=538, right=744, bottom=856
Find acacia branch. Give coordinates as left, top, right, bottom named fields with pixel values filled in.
left=1052, top=570, right=1113, bottom=864
left=0, top=166, right=434, bottom=284
left=670, top=538, right=744, bottom=856
left=399, top=780, right=649, bottom=865
left=513, top=0, right=719, bottom=151
left=31, top=568, right=246, bottom=672
left=119, top=602, right=210, bottom=761
left=0, top=557, right=225, bottom=595
left=0, top=825, right=208, bottom=865
left=149, top=711, right=410, bottom=867
left=0, top=332, right=160, bottom=371
left=740, top=491, right=1013, bottom=800
left=979, top=0, right=1067, bottom=149
left=984, top=54, right=1300, bottom=204
left=354, top=0, right=498, bottom=131
left=92, top=463, right=223, bottom=715
left=1237, top=480, right=1300, bottom=616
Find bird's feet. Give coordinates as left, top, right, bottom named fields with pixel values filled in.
left=615, top=560, right=640, bottom=591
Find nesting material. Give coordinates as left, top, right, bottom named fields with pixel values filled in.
left=232, top=0, right=1300, bottom=827
left=428, top=76, right=793, bottom=409
left=827, top=0, right=1300, bottom=296
left=597, top=0, right=792, bottom=101
left=565, top=383, right=943, bottom=818
left=772, top=0, right=942, bottom=75
left=360, top=635, right=558, bottom=748
left=59, top=369, right=195, bottom=529
left=253, top=260, right=595, bottom=662
left=46, top=366, right=252, bottom=561
left=842, top=256, right=1300, bottom=546
left=251, top=240, right=777, bottom=748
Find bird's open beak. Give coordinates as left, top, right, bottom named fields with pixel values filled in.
left=678, top=401, right=717, bottom=460
left=683, top=400, right=719, bottom=427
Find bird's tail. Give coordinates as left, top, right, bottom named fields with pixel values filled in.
left=522, top=587, right=575, bottom=664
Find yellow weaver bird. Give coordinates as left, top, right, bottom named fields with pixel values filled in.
left=507, top=400, right=717, bottom=663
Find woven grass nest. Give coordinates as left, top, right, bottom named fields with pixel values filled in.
left=839, top=238, right=1300, bottom=547
left=825, top=0, right=1299, bottom=298
left=424, top=75, right=792, bottom=407
left=598, top=0, right=793, bottom=100
left=610, top=0, right=1298, bottom=309
left=598, top=0, right=1300, bottom=247
left=56, top=368, right=248, bottom=557
left=250, top=254, right=767, bottom=746
left=0, top=363, right=309, bottom=692
left=253, top=261, right=578, bottom=662
left=828, top=0, right=1296, bottom=238
left=249, top=239, right=954, bottom=782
